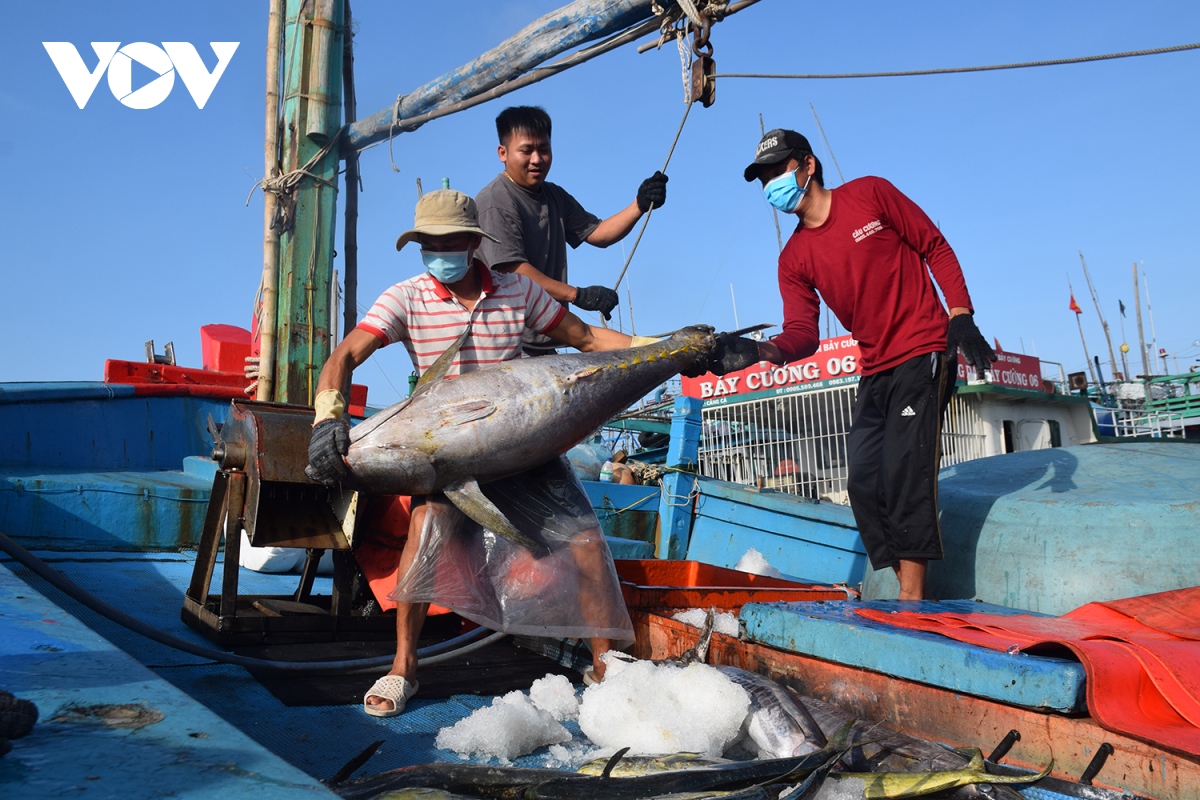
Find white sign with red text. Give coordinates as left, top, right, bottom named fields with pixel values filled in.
left=960, top=350, right=1042, bottom=391
left=682, top=335, right=862, bottom=403
left=683, top=335, right=1044, bottom=405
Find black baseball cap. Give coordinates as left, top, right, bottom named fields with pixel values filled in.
left=743, top=128, right=813, bottom=182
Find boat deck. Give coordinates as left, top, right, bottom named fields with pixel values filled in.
left=0, top=549, right=590, bottom=798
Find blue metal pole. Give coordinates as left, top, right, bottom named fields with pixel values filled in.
left=657, top=396, right=702, bottom=559
left=344, top=0, right=657, bottom=152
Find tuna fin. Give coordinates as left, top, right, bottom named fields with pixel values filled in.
left=444, top=476, right=549, bottom=555
left=415, top=324, right=472, bottom=391
left=437, top=399, right=496, bottom=427
left=347, top=395, right=413, bottom=443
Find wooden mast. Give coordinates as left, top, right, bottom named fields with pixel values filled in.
left=255, top=0, right=284, bottom=402
left=1078, top=252, right=1118, bottom=385
left=274, top=0, right=344, bottom=404
left=1133, top=263, right=1150, bottom=378
left=1070, top=279, right=1097, bottom=387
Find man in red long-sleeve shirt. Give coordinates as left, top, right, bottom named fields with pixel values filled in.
left=710, top=129, right=996, bottom=600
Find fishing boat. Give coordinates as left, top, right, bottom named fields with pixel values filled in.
left=4, top=2, right=1199, bottom=799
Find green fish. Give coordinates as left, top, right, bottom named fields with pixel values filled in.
left=576, top=752, right=732, bottom=777
left=816, top=749, right=1052, bottom=800
left=372, top=789, right=482, bottom=800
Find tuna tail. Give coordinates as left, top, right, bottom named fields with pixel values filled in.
left=443, top=476, right=550, bottom=555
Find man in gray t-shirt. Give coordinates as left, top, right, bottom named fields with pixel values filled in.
left=476, top=106, right=668, bottom=355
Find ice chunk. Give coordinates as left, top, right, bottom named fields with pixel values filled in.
left=734, top=546, right=784, bottom=578
left=435, top=690, right=571, bottom=760
left=578, top=658, right=750, bottom=756
left=529, top=673, right=580, bottom=721
left=542, top=741, right=601, bottom=770
left=672, top=608, right=739, bottom=637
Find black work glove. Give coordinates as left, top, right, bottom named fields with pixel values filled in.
left=708, top=333, right=761, bottom=376
left=305, top=418, right=352, bottom=486
left=636, top=171, right=669, bottom=213
left=946, top=313, right=997, bottom=369
left=573, top=285, right=620, bottom=320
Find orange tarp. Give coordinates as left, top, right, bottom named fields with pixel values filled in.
left=354, top=495, right=451, bottom=615
left=856, top=586, right=1200, bottom=757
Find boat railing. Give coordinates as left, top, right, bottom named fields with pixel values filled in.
left=695, top=385, right=988, bottom=502
left=1106, top=405, right=1187, bottom=438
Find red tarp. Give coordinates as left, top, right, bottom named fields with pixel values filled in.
left=856, top=586, right=1200, bottom=757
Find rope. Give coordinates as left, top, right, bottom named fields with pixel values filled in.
left=611, top=97, right=694, bottom=295
left=388, top=93, right=404, bottom=172
left=713, top=41, right=1200, bottom=81
left=244, top=129, right=341, bottom=208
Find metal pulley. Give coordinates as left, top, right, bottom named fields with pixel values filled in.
left=690, top=55, right=716, bottom=107
left=689, top=13, right=715, bottom=107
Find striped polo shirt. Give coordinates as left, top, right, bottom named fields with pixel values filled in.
left=356, top=261, right=567, bottom=376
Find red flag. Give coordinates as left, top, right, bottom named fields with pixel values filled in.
left=1069, top=294, right=1083, bottom=314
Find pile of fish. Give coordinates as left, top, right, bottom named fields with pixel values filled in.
left=335, top=614, right=1067, bottom=800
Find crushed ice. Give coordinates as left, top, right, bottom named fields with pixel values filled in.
left=672, top=607, right=740, bottom=637
left=734, top=546, right=784, bottom=578
left=577, top=654, right=750, bottom=756
left=434, top=689, right=572, bottom=760
left=528, top=673, right=579, bottom=721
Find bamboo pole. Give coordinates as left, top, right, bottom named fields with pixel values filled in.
left=1070, top=279, right=1097, bottom=386
left=255, top=0, right=284, bottom=402
left=1141, top=262, right=1161, bottom=375
left=1078, top=251, right=1118, bottom=384
left=342, top=0, right=358, bottom=342
left=1076, top=314, right=1096, bottom=388
left=759, top=113, right=783, bottom=255
left=1133, top=263, right=1149, bottom=377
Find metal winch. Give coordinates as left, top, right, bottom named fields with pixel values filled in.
left=182, top=399, right=391, bottom=646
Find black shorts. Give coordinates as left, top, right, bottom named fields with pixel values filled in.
left=846, top=351, right=955, bottom=570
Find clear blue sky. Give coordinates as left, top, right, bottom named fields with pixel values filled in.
left=3, top=1, right=1198, bottom=407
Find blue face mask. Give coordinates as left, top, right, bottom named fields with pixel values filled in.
left=764, top=170, right=811, bottom=213
left=421, top=249, right=472, bottom=284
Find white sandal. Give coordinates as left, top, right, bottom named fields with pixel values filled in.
left=363, top=675, right=419, bottom=717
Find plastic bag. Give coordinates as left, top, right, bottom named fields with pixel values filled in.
left=390, top=456, right=634, bottom=645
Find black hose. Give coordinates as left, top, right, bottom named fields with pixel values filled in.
left=0, top=531, right=505, bottom=675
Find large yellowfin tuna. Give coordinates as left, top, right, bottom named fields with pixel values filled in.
left=344, top=326, right=714, bottom=551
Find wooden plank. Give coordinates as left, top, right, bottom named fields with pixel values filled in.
left=630, top=611, right=1200, bottom=800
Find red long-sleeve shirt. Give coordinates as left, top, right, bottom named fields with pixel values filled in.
left=772, top=176, right=974, bottom=376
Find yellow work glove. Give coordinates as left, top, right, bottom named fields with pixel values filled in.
left=630, top=335, right=663, bottom=347
left=313, top=389, right=347, bottom=424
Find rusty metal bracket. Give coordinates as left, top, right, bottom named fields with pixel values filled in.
left=690, top=55, right=716, bottom=107
left=691, top=16, right=713, bottom=58
left=1078, top=742, right=1114, bottom=785
left=181, top=399, right=389, bottom=646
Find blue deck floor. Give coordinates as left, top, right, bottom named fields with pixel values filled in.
left=0, top=549, right=591, bottom=797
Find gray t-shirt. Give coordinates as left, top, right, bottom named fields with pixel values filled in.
left=476, top=173, right=601, bottom=354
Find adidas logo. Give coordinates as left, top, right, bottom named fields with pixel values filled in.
left=900, top=406, right=916, bottom=417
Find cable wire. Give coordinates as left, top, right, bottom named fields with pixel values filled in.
left=0, top=531, right=504, bottom=675
left=713, top=41, right=1200, bottom=81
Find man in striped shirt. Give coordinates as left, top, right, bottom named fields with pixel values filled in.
left=307, top=189, right=644, bottom=716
